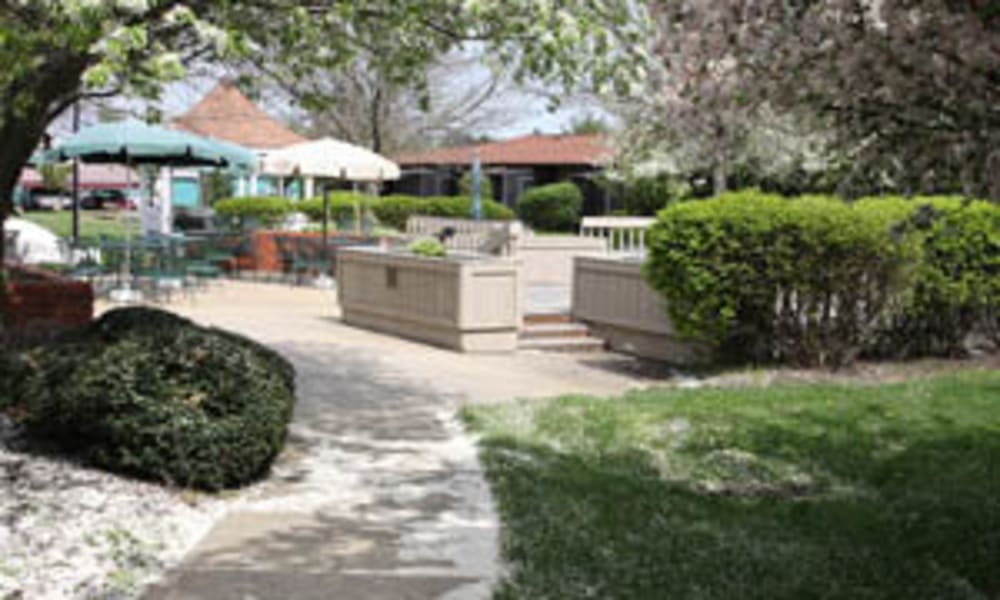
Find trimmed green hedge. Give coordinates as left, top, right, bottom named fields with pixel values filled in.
left=214, top=196, right=291, bottom=226
left=296, top=193, right=515, bottom=230
left=645, top=191, right=1000, bottom=366
left=856, top=196, right=1000, bottom=357
left=517, top=182, right=583, bottom=232
left=13, top=307, right=296, bottom=490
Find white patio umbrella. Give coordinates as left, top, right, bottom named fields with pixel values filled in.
left=261, top=137, right=401, bottom=182
left=261, top=138, right=400, bottom=288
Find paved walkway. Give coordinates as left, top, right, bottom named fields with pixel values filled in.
left=139, top=282, right=656, bottom=600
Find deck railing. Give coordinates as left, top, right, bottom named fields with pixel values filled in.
left=405, top=216, right=523, bottom=256
left=579, top=216, right=656, bottom=256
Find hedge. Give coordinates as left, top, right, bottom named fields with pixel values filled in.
left=12, top=307, right=296, bottom=490
left=214, top=196, right=291, bottom=227
left=645, top=191, right=1000, bottom=367
left=295, top=193, right=515, bottom=230
left=856, top=196, right=1000, bottom=357
left=516, top=182, right=583, bottom=231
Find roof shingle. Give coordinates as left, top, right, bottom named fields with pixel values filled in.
left=171, top=82, right=307, bottom=150
left=394, top=134, right=612, bottom=167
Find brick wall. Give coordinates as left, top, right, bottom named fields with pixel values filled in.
left=2, top=266, right=94, bottom=347
left=248, top=231, right=379, bottom=273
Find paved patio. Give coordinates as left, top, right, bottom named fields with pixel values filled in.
left=137, top=281, right=660, bottom=600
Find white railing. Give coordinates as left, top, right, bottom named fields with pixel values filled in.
left=405, top=216, right=523, bottom=256
left=579, top=216, right=656, bottom=256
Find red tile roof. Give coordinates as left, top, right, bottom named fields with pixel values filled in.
left=171, top=82, right=307, bottom=150
left=394, top=134, right=612, bottom=168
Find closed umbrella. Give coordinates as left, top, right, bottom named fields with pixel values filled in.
left=41, top=120, right=257, bottom=302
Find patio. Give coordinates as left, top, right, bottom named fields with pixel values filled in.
left=134, top=280, right=661, bottom=599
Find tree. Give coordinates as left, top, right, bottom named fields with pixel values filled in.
left=0, top=1, right=649, bottom=267
left=564, top=113, right=613, bottom=135
left=635, top=0, right=1000, bottom=200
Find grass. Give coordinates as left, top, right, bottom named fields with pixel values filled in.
left=19, top=209, right=139, bottom=240
left=462, top=371, right=1000, bottom=599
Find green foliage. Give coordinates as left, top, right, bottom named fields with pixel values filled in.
left=408, top=237, right=447, bottom=258
left=516, top=182, right=583, bottom=232
left=855, top=196, right=1000, bottom=357
left=465, top=371, right=1000, bottom=599
left=644, top=191, right=920, bottom=366
left=296, top=193, right=370, bottom=225
left=458, top=171, right=494, bottom=200
left=14, top=307, right=296, bottom=491
left=213, top=197, right=291, bottom=228
left=296, top=194, right=514, bottom=230
left=610, top=174, right=691, bottom=215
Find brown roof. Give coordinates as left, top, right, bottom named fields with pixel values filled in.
left=171, top=82, right=307, bottom=150
left=394, top=134, right=612, bottom=168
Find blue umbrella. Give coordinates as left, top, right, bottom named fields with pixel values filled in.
left=41, top=120, right=256, bottom=171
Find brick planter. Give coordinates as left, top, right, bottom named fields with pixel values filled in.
left=2, top=265, right=94, bottom=347
left=248, top=231, right=379, bottom=273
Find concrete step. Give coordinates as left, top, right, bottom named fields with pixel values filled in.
left=523, top=312, right=573, bottom=325
left=519, top=322, right=590, bottom=339
left=518, top=336, right=605, bottom=353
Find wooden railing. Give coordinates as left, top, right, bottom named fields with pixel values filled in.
left=579, top=216, right=656, bottom=256
left=405, top=216, right=523, bottom=256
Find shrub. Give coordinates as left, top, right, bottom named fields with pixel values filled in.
left=856, top=196, right=1000, bottom=357
left=517, top=182, right=583, bottom=232
left=614, top=174, right=692, bottom=216
left=458, top=171, right=495, bottom=200
left=296, top=193, right=370, bottom=225
left=644, top=191, right=919, bottom=367
left=369, top=195, right=514, bottom=230
left=15, top=307, right=296, bottom=490
left=408, top=237, right=447, bottom=258
left=214, top=196, right=291, bottom=227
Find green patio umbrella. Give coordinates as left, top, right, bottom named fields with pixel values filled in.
left=41, top=120, right=256, bottom=170
left=40, top=120, right=257, bottom=302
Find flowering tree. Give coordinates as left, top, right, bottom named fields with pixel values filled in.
left=631, top=0, right=1000, bottom=199
left=0, top=0, right=648, bottom=265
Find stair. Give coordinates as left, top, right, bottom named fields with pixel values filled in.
left=519, top=313, right=605, bottom=352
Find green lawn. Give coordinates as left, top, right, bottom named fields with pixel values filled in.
left=20, top=209, right=139, bottom=240
left=463, top=371, right=1000, bottom=599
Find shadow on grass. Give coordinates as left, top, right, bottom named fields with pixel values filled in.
left=475, top=381, right=1000, bottom=600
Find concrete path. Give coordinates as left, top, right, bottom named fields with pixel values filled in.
left=140, top=282, right=657, bottom=600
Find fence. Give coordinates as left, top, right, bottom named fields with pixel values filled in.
left=579, top=216, right=656, bottom=256
left=405, top=216, right=523, bottom=256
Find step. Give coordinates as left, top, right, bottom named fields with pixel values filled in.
left=519, top=322, right=590, bottom=340
left=523, top=312, right=573, bottom=325
left=519, top=336, right=606, bottom=353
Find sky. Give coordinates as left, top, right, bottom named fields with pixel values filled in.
left=53, top=54, right=615, bottom=146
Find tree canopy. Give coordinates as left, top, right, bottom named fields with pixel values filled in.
left=0, top=0, right=649, bottom=263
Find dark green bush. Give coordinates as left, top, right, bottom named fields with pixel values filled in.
left=644, top=191, right=919, bottom=367
left=16, top=307, right=296, bottom=490
left=856, top=196, right=1000, bottom=357
left=214, top=196, right=292, bottom=227
left=517, top=182, right=583, bottom=232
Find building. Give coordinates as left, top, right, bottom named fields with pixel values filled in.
left=167, top=81, right=307, bottom=207
left=392, top=134, right=616, bottom=214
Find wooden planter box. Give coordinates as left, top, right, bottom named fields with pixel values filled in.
left=571, top=256, right=711, bottom=365
left=337, top=247, right=521, bottom=352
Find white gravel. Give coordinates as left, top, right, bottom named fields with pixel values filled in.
left=0, top=417, right=229, bottom=599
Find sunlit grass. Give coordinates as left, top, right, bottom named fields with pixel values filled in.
left=463, top=371, right=1000, bottom=599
